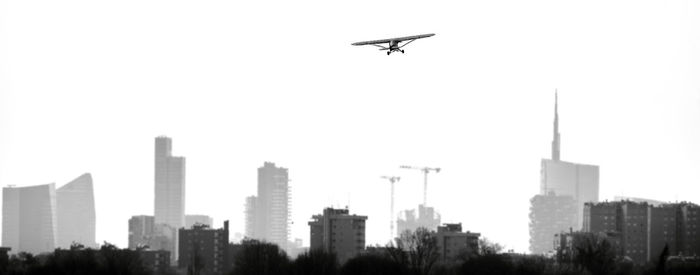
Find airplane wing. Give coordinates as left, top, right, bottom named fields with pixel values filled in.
left=351, top=33, right=435, bottom=46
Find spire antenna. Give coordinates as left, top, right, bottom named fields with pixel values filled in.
left=552, top=90, right=561, bottom=161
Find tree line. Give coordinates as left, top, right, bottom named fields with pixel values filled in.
left=2, top=228, right=699, bottom=275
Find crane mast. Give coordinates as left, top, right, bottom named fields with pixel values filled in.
left=399, top=165, right=441, bottom=206
left=380, top=176, right=400, bottom=241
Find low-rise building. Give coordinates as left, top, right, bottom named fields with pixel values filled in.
left=582, top=201, right=700, bottom=264
left=433, top=223, right=480, bottom=262
left=308, top=207, right=367, bottom=263
left=178, top=221, right=230, bottom=275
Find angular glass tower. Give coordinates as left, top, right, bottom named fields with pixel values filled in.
left=57, top=173, right=97, bottom=248
left=2, top=183, right=58, bottom=254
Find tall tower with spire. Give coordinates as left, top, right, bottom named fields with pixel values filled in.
left=552, top=91, right=561, bottom=161
left=530, top=90, right=600, bottom=254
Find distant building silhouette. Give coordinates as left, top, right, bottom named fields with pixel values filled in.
left=247, top=162, right=290, bottom=252
left=129, top=215, right=155, bottom=249
left=57, top=173, right=96, bottom=248
left=154, top=136, right=186, bottom=263
left=244, top=196, right=256, bottom=238
left=529, top=92, right=599, bottom=254
left=309, top=207, right=367, bottom=264
left=397, top=204, right=441, bottom=236
left=128, top=215, right=177, bottom=265
left=178, top=221, right=230, bottom=275
left=582, top=201, right=700, bottom=264
left=186, top=214, right=213, bottom=229
left=2, top=183, right=57, bottom=254
left=433, top=223, right=480, bottom=262
left=529, top=192, right=577, bottom=254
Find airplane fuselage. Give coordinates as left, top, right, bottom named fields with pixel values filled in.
left=387, top=41, right=403, bottom=55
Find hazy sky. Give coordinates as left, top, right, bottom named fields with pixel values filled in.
left=1, top=0, right=699, bottom=253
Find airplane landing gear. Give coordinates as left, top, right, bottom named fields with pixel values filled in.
left=387, top=51, right=391, bottom=55
left=401, top=50, right=405, bottom=53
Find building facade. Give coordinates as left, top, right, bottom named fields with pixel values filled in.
left=582, top=201, right=700, bottom=264
left=178, top=221, right=230, bottom=275
left=56, top=173, right=96, bottom=248
left=308, top=207, right=367, bottom=264
left=433, top=223, right=480, bottom=262
left=529, top=193, right=578, bottom=254
left=540, top=159, right=600, bottom=229
left=2, top=183, right=58, bottom=254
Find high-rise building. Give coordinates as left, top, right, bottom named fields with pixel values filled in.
left=529, top=193, right=578, bottom=254
left=308, top=207, right=367, bottom=264
left=529, top=92, right=599, bottom=254
left=397, top=204, right=441, bottom=236
left=251, top=162, right=290, bottom=251
left=154, top=136, right=186, bottom=229
left=2, top=183, right=58, bottom=254
left=185, top=215, right=213, bottom=229
left=433, top=223, right=480, bottom=262
left=178, top=221, right=230, bottom=275
left=56, top=173, right=96, bottom=248
left=154, top=136, right=186, bottom=263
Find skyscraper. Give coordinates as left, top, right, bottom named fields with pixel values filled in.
left=154, top=136, right=186, bottom=229
left=529, top=92, right=600, bottom=254
left=2, top=183, right=58, bottom=254
left=252, top=162, right=290, bottom=251
left=57, top=173, right=97, bottom=248
left=154, top=136, right=186, bottom=264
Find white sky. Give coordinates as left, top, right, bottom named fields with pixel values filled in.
left=1, top=0, right=699, bottom=253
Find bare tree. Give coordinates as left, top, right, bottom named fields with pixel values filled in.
left=387, top=227, right=439, bottom=275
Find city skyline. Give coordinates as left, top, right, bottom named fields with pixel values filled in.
left=1, top=1, right=699, bottom=254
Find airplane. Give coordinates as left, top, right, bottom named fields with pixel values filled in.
left=352, top=33, right=435, bottom=55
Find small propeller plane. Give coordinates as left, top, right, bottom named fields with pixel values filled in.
left=352, top=33, right=435, bottom=55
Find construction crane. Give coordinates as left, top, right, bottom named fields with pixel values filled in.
left=380, top=176, right=401, bottom=241
left=399, top=165, right=441, bottom=206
